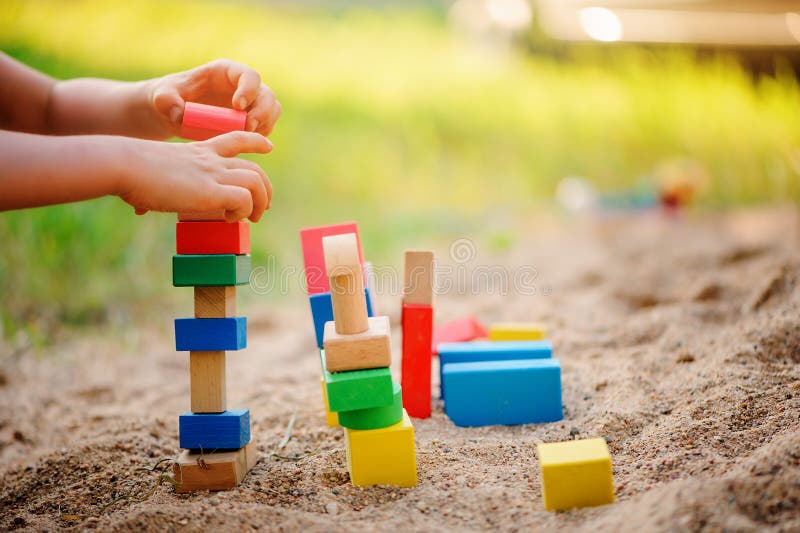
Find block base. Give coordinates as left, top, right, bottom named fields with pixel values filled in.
left=345, top=410, right=417, bottom=488
left=173, top=441, right=257, bottom=492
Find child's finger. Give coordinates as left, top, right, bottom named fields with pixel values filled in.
left=207, top=131, right=272, bottom=157
left=217, top=184, right=253, bottom=222
left=225, top=158, right=273, bottom=209
left=218, top=169, right=267, bottom=222
left=219, top=60, right=262, bottom=112
left=152, top=84, right=186, bottom=125
left=247, top=86, right=281, bottom=135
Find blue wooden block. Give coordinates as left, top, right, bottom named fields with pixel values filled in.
left=308, top=289, right=373, bottom=348
left=439, top=340, right=552, bottom=400
left=175, top=317, right=246, bottom=351
left=442, top=359, right=562, bottom=427
left=179, top=409, right=251, bottom=450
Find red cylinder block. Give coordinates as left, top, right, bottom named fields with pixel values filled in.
left=401, top=303, right=434, bottom=419
left=180, top=102, right=247, bottom=141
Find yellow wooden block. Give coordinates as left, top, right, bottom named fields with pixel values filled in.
left=537, top=438, right=615, bottom=511
left=488, top=322, right=547, bottom=341
left=345, top=409, right=417, bottom=487
left=321, top=377, right=339, bottom=427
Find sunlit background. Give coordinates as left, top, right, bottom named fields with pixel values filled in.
left=0, top=0, right=798, bottom=343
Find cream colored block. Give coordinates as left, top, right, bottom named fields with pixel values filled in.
left=173, top=440, right=256, bottom=492
left=323, top=316, right=391, bottom=372
left=190, top=351, right=226, bottom=413
left=403, top=250, right=434, bottom=305
left=323, top=233, right=368, bottom=334
left=194, top=286, right=236, bottom=318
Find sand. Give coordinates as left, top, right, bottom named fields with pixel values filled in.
left=1, top=206, right=799, bottom=532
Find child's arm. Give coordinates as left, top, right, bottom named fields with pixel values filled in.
left=0, top=53, right=281, bottom=140
left=0, top=130, right=272, bottom=222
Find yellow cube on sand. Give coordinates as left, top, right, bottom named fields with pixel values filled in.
left=488, top=322, right=547, bottom=341
left=537, top=438, right=615, bottom=511
left=345, top=409, right=417, bottom=487
left=320, top=377, right=339, bottom=427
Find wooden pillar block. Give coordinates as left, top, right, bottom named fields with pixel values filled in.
left=194, top=286, right=236, bottom=318
left=173, top=440, right=257, bottom=492
left=401, top=304, right=433, bottom=419
left=322, top=233, right=368, bottom=334
left=403, top=250, right=434, bottom=305
left=190, top=351, right=226, bottom=413
left=299, top=222, right=364, bottom=295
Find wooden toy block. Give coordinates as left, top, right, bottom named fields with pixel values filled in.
left=320, top=377, right=339, bottom=427
left=309, top=290, right=374, bottom=348
left=300, top=222, right=364, bottom=295
left=345, top=410, right=417, bottom=488
left=438, top=340, right=552, bottom=399
left=432, top=316, right=487, bottom=354
left=178, top=210, right=227, bottom=222
left=180, top=102, right=247, bottom=141
left=173, top=254, right=250, bottom=287
left=179, top=409, right=250, bottom=450
left=338, top=381, right=403, bottom=430
left=324, top=366, right=394, bottom=412
left=403, top=250, right=434, bottom=305
left=323, top=316, right=391, bottom=372
left=323, top=233, right=368, bottom=335
left=442, top=359, right=562, bottom=426
left=190, top=351, right=226, bottom=413
left=175, top=317, right=246, bottom=351
left=488, top=322, right=547, bottom=341
left=194, top=286, right=236, bottom=318
left=537, top=438, right=615, bottom=511
left=401, top=304, right=433, bottom=419
left=176, top=221, right=250, bottom=255
left=173, top=440, right=257, bottom=493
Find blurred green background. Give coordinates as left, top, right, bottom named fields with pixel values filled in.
left=0, top=0, right=798, bottom=342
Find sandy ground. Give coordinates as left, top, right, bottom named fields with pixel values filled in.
left=1, top=206, right=800, bottom=532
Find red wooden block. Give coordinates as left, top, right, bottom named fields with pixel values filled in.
left=176, top=221, right=250, bottom=255
left=431, top=316, right=487, bottom=355
left=401, top=304, right=433, bottom=419
left=180, top=102, right=247, bottom=141
left=299, top=222, right=365, bottom=295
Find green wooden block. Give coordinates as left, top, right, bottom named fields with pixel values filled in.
left=325, top=366, right=393, bottom=412
left=338, top=381, right=403, bottom=430
left=173, top=254, right=251, bottom=287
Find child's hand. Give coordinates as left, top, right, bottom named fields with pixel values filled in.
left=119, top=131, right=273, bottom=222
left=148, top=59, right=281, bottom=138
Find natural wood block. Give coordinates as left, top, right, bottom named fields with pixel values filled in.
left=173, top=440, right=257, bottom=493
left=190, top=351, right=226, bottom=413
left=299, top=222, right=364, bottom=295
left=194, top=286, right=236, bottom=318
left=323, top=316, right=391, bottom=372
left=403, top=250, right=434, bottom=305
left=323, top=234, right=368, bottom=335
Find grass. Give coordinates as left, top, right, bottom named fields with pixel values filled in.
left=0, top=0, right=798, bottom=338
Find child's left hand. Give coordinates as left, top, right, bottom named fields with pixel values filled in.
left=147, top=59, right=281, bottom=138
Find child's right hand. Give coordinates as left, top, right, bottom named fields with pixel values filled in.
left=118, top=131, right=272, bottom=222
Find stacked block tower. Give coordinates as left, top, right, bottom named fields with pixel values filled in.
left=401, top=251, right=435, bottom=419
left=169, top=102, right=257, bottom=491
left=321, top=233, right=417, bottom=487
left=299, top=222, right=374, bottom=427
